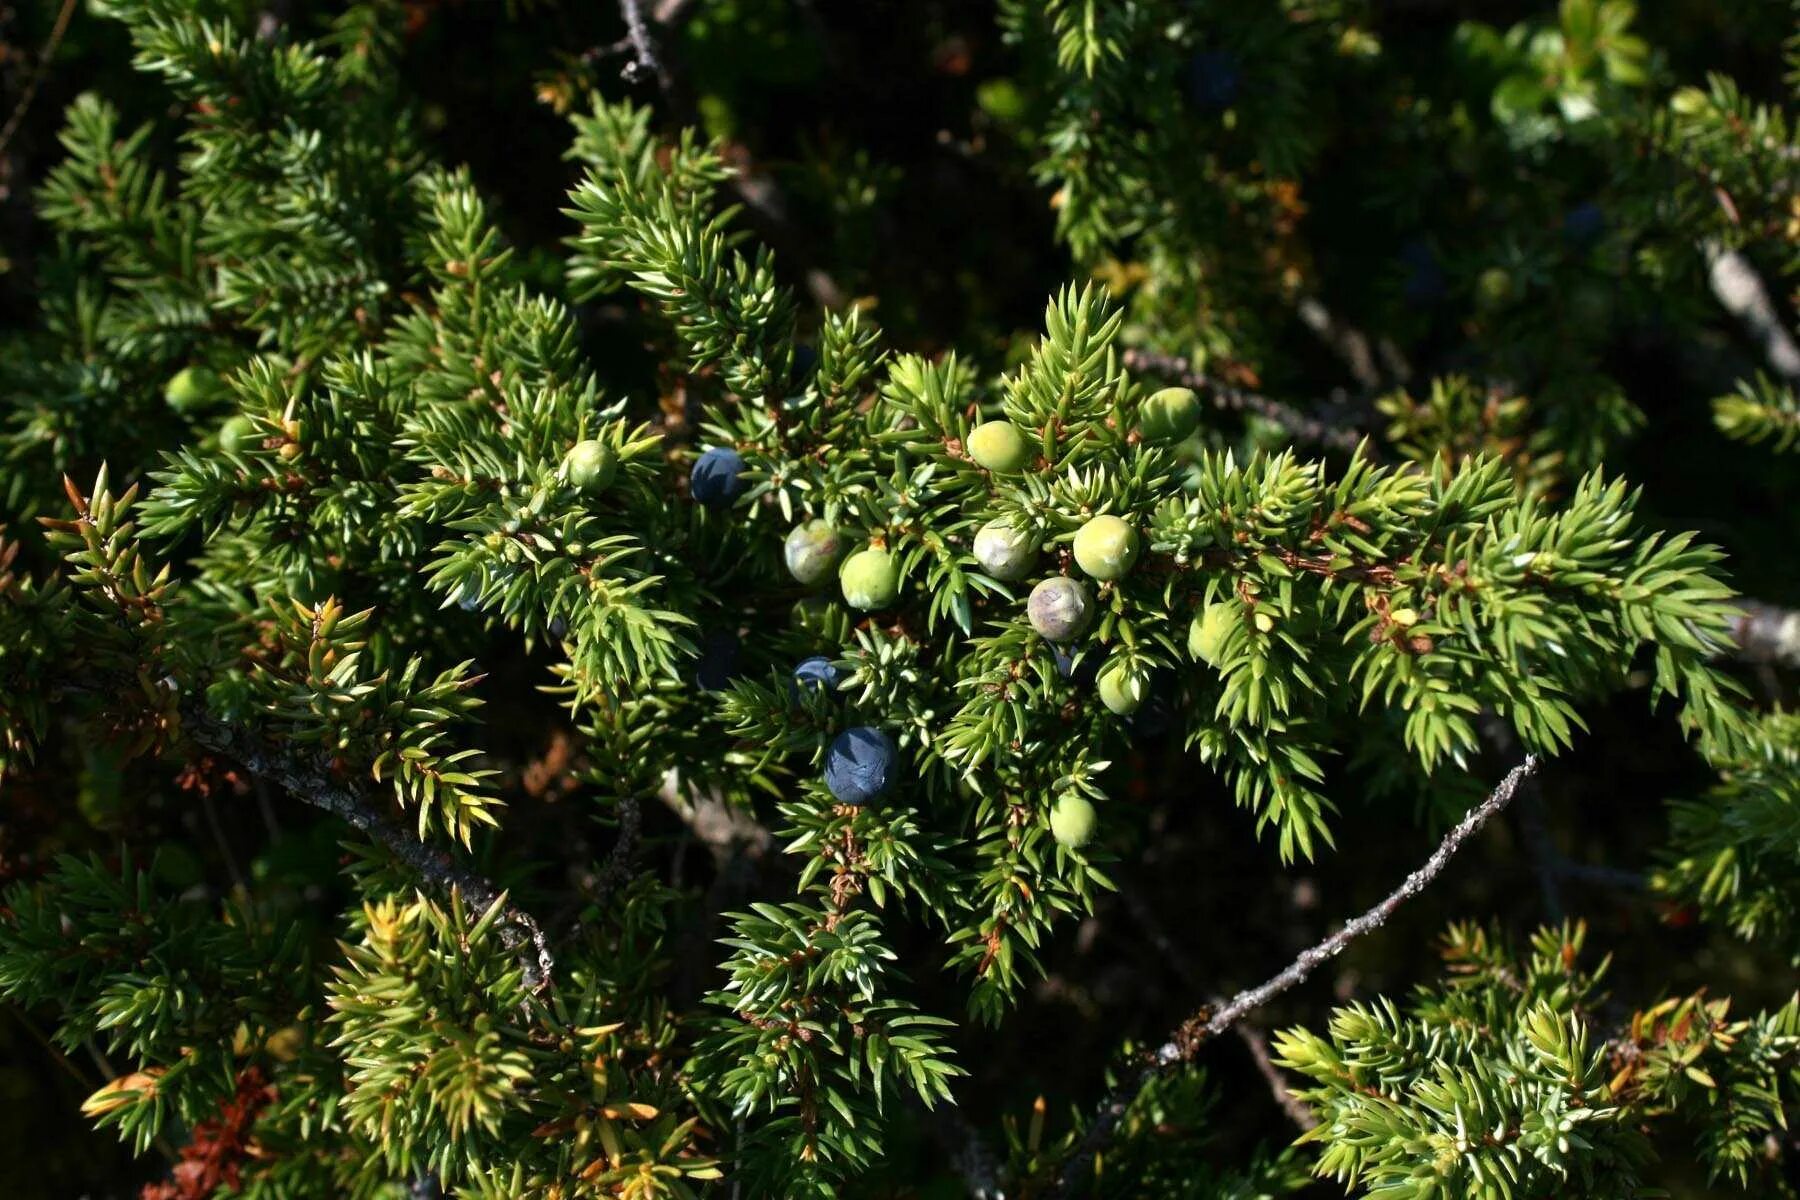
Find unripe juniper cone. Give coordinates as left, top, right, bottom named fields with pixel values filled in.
left=793, top=656, right=849, bottom=693
left=1189, top=600, right=1235, bottom=666
left=839, top=547, right=900, bottom=610
left=1097, top=659, right=1147, bottom=715
left=1073, top=515, right=1140, bottom=580
left=690, top=446, right=747, bottom=507
left=1028, top=576, right=1092, bottom=642
left=784, top=520, right=843, bottom=586
left=218, top=415, right=258, bottom=453
left=966, top=419, right=1031, bottom=473
left=1049, top=793, right=1098, bottom=849
left=1138, top=386, right=1202, bottom=443
left=973, top=520, right=1037, bottom=581
left=164, top=365, right=225, bottom=414
left=825, top=726, right=897, bottom=806
left=563, top=439, right=617, bottom=493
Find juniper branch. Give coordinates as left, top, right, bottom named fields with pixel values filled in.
left=178, top=700, right=557, bottom=991
left=1052, top=756, right=1541, bottom=1197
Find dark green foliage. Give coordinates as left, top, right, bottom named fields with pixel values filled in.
left=1, top=1, right=1798, bottom=1196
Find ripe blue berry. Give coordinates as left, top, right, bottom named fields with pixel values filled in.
left=1400, top=239, right=1446, bottom=305
left=1053, top=645, right=1100, bottom=686
left=974, top=520, right=1036, bottom=581
left=1028, top=576, right=1092, bottom=642
left=785, top=520, right=843, bottom=587
left=696, top=630, right=742, bottom=691
left=1185, top=50, right=1242, bottom=111
left=825, top=726, right=897, bottom=805
left=691, top=447, right=747, bottom=508
left=1563, top=201, right=1605, bottom=246
left=793, top=656, right=849, bottom=693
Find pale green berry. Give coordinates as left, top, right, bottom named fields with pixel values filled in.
left=1188, top=600, right=1235, bottom=667
left=1096, top=659, right=1148, bottom=716
left=967, top=420, right=1031, bottom=473
left=1028, top=576, right=1092, bottom=642
left=165, top=366, right=224, bottom=414
left=1073, top=515, right=1140, bottom=580
left=785, top=520, right=843, bottom=587
left=563, top=439, right=618, bottom=493
left=1476, top=267, right=1514, bottom=311
left=1050, top=793, right=1097, bottom=849
left=1138, top=386, right=1201, bottom=443
left=973, top=520, right=1036, bottom=581
left=840, top=547, right=900, bottom=610
left=218, top=415, right=259, bottom=453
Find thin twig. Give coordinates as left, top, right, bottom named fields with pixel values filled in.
left=180, top=702, right=556, bottom=991
left=925, top=1104, right=1006, bottom=1200
left=1115, top=880, right=1317, bottom=1132
left=0, top=0, right=78, bottom=160
left=617, top=0, right=671, bottom=92
left=1234, top=1020, right=1319, bottom=1132
left=1121, top=348, right=1376, bottom=457
left=199, top=789, right=248, bottom=895
left=1294, top=296, right=1386, bottom=390
left=1052, top=756, right=1540, bottom=1197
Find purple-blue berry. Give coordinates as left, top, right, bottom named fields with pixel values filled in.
left=793, top=656, right=849, bottom=693
left=1185, top=50, right=1242, bottom=112
left=825, top=726, right=897, bottom=806
left=691, top=447, right=747, bottom=508
left=1053, top=645, right=1100, bottom=687
left=1563, top=201, right=1605, bottom=246
left=1399, top=239, right=1446, bottom=305
left=696, top=630, right=742, bottom=691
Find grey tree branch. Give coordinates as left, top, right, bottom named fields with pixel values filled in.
left=1705, top=240, right=1800, bottom=385
left=180, top=701, right=556, bottom=991
left=925, top=1104, right=1005, bottom=1200
left=0, top=0, right=79, bottom=160
left=1114, top=880, right=1317, bottom=1132
left=1730, top=599, right=1800, bottom=669
left=1052, top=756, right=1541, bottom=1197
left=1294, top=296, right=1386, bottom=390
left=617, top=0, right=671, bottom=91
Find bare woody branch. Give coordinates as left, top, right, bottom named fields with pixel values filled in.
left=1053, top=756, right=1541, bottom=1197
left=1705, top=240, right=1800, bottom=385
left=1730, top=599, right=1800, bottom=669
left=179, top=701, right=557, bottom=991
